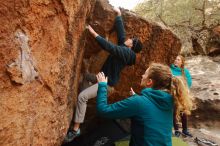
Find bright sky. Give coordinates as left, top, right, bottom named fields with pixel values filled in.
left=108, top=0, right=144, bottom=10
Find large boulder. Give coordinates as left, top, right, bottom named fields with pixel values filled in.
left=80, top=0, right=181, bottom=132
left=186, top=56, right=220, bottom=128
left=82, top=0, right=181, bottom=100
left=0, top=0, right=181, bottom=145
left=0, top=0, right=95, bottom=145
left=183, top=56, right=220, bottom=146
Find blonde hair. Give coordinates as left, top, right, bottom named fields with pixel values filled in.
left=171, top=76, right=193, bottom=120
left=148, top=63, right=193, bottom=121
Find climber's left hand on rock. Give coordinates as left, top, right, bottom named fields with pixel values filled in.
left=86, top=25, right=98, bottom=37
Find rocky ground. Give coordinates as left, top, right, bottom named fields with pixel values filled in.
left=183, top=55, right=220, bottom=146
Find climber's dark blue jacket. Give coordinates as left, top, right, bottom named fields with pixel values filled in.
left=95, top=16, right=136, bottom=86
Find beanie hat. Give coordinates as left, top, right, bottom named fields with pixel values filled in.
left=132, top=38, right=143, bottom=53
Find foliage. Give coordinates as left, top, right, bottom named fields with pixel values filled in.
left=134, top=0, right=220, bottom=55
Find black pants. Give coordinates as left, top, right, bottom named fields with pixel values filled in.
left=173, top=109, right=188, bottom=132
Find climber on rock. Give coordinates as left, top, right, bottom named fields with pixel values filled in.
left=64, top=7, right=143, bottom=142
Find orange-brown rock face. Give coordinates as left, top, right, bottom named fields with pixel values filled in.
left=0, top=0, right=181, bottom=145
left=0, top=0, right=95, bottom=145
left=83, top=0, right=182, bottom=101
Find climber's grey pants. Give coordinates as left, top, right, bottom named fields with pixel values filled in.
left=74, top=83, right=114, bottom=123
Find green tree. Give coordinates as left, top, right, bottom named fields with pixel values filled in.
left=134, top=0, right=220, bottom=55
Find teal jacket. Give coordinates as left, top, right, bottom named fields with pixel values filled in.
left=170, top=64, right=192, bottom=88
left=97, top=82, right=174, bottom=146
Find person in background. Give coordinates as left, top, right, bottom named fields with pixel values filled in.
left=170, top=55, right=193, bottom=137
left=64, top=7, right=143, bottom=142
left=96, top=63, right=193, bottom=146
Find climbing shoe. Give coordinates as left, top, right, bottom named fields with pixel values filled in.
left=174, top=131, right=181, bottom=137
left=182, top=130, right=193, bottom=137
left=64, top=128, right=81, bottom=143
